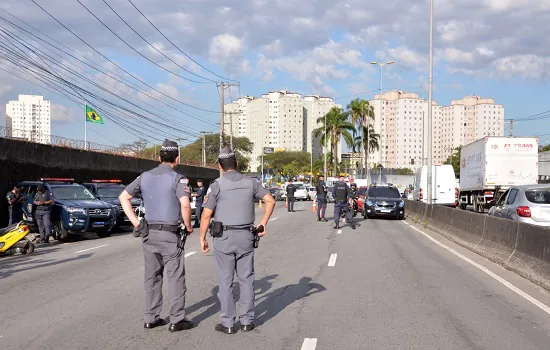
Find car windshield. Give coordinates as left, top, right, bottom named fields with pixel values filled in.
left=296, top=185, right=305, bottom=190
left=368, top=187, right=401, bottom=198
left=269, top=188, right=279, bottom=194
left=51, top=186, right=96, bottom=200
left=525, top=188, right=550, bottom=204
left=97, top=186, right=124, bottom=198
left=358, top=187, right=368, bottom=196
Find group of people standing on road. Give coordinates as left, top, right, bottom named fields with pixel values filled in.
left=5, top=184, right=53, bottom=243
left=119, top=139, right=276, bottom=335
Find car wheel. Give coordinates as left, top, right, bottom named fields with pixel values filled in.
left=52, top=220, right=69, bottom=241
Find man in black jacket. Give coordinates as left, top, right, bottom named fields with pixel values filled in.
left=315, top=176, right=328, bottom=221
left=286, top=179, right=296, bottom=212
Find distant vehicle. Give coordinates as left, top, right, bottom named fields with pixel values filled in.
left=281, top=181, right=308, bottom=201
left=306, top=186, right=316, bottom=201
left=362, top=184, right=405, bottom=220
left=357, top=186, right=369, bottom=212
left=18, top=178, right=117, bottom=240
left=82, top=180, right=141, bottom=227
left=413, top=164, right=457, bottom=207
left=459, top=136, right=539, bottom=213
left=326, top=187, right=335, bottom=203
left=488, top=184, right=550, bottom=227
left=268, top=187, right=283, bottom=201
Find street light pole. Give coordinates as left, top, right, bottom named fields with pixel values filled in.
left=370, top=60, right=394, bottom=175
left=175, top=137, right=188, bottom=165
left=426, top=0, right=434, bottom=205
left=324, top=113, right=327, bottom=180
left=256, top=123, right=264, bottom=185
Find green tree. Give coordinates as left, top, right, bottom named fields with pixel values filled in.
left=444, top=146, right=461, bottom=178
left=393, top=168, right=414, bottom=175
left=179, top=133, right=253, bottom=172
left=348, top=98, right=376, bottom=179
left=313, top=107, right=355, bottom=176
left=262, top=151, right=311, bottom=176
left=540, top=144, right=550, bottom=152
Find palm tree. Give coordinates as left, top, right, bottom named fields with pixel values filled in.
left=357, top=124, right=380, bottom=158
left=347, top=98, right=376, bottom=180
left=313, top=107, right=355, bottom=177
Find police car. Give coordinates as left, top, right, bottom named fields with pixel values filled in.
left=82, top=180, right=141, bottom=227
left=361, top=184, right=406, bottom=220
left=18, top=178, right=118, bottom=240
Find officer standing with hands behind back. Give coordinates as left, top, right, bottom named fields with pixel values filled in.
left=286, top=179, right=296, bottom=212
left=119, top=139, right=195, bottom=333
left=199, top=146, right=275, bottom=335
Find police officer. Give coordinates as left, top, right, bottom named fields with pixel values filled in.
left=286, top=179, right=296, bottom=212
left=349, top=182, right=359, bottom=214
left=34, top=184, right=53, bottom=243
left=192, top=179, right=205, bottom=228
left=119, top=139, right=195, bottom=333
left=199, top=146, right=275, bottom=334
left=332, top=175, right=356, bottom=230
left=315, top=176, right=328, bottom=222
left=6, top=185, right=23, bottom=226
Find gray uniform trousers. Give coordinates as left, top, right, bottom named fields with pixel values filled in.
left=213, top=229, right=255, bottom=327
left=142, top=229, right=187, bottom=324
left=35, top=211, right=51, bottom=241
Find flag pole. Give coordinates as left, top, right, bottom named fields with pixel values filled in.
left=84, top=102, right=87, bottom=150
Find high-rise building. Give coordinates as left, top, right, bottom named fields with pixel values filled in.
left=224, top=90, right=342, bottom=172
left=369, top=91, right=504, bottom=170
left=6, top=95, right=51, bottom=144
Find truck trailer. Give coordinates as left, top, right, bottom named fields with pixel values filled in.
left=458, top=136, right=539, bottom=212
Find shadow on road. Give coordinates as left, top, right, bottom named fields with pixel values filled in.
left=186, top=275, right=326, bottom=327
left=0, top=252, right=93, bottom=279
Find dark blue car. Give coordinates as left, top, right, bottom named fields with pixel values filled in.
left=82, top=180, right=141, bottom=227
left=18, top=178, right=118, bottom=240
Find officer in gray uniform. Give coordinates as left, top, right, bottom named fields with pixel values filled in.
left=119, top=139, right=195, bottom=333
left=34, top=184, right=53, bottom=243
left=199, top=146, right=275, bottom=334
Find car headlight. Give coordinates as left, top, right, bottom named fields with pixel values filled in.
left=366, top=200, right=373, bottom=206
left=64, top=206, right=86, bottom=214
left=399, top=201, right=405, bottom=207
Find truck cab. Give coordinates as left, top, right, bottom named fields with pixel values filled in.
left=18, top=178, right=118, bottom=240
left=82, top=180, right=141, bottom=227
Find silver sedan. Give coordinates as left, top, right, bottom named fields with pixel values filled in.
left=488, top=184, right=550, bottom=227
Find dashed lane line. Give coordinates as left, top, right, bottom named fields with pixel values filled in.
left=74, top=244, right=109, bottom=254
left=271, top=217, right=278, bottom=221
left=301, top=338, right=317, bottom=350
left=337, top=229, right=342, bottom=235
left=403, top=221, right=550, bottom=316
left=184, top=251, right=196, bottom=258
left=328, top=253, right=338, bottom=267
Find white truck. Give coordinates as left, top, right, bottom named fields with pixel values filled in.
left=458, top=136, right=539, bottom=212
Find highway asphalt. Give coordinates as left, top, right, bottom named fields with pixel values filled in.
left=1, top=201, right=550, bottom=350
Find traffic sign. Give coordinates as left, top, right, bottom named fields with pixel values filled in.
left=263, top=147, right=274, bottom=154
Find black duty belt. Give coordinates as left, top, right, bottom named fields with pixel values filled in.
left=223, top=225, right=254, bottom=231
left=148, top=224, right=179, bottom=232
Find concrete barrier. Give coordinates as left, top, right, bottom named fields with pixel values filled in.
left=0, top=138, right=219, bottom=227
left=404, top=199, right=550, bottom=291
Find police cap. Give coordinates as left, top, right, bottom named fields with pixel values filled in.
left=218, top=146, right=235, bottom=159
left=161, top=139, right=179, bottom=151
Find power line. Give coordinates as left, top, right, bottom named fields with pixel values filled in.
left=126, top=0, right=238, bottom=83
left=100, top=0, right=217, bottom=83
left=24, top=1, right=220, bottom=115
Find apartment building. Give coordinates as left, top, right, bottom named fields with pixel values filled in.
left=6, top=95, right=51, bottom=144
left=224, top=90, right=342, bottom=172
left=369, top=91, right=504, bottom=170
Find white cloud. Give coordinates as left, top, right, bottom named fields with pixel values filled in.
left=51, top=104, right=75, bottom=122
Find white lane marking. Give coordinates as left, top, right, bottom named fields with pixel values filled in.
left=328, top=253, right=338, bottom=267
left=337, top=229, right=342, bottom=235
left=271, top=217, right=278, bottom=221
left=74, top=244, right=109, bottom=254
left=184, top=251, right=196, bottom=258
left=301, top=338, right=317, bottom=350
left=403, top=221, right=550, bottom=316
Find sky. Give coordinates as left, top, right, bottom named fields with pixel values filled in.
left=0, top=0, right=549, bottom=149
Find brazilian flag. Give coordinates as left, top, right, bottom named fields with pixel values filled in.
left=86, top=105, right=104, bottom=124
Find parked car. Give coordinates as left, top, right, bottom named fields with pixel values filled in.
left=269, top=187, right=283, bottom=201
left=362, top=184, right=405, bottom=220
left=293, top=184, right=308, bottom=201
left=306, top=186, right=316, bottom=201
left=326, top=186, right=335, bottom=203
left=488, top=184, right=550, bottom=227
left=413, top=164, right=457, bottom=206
left=18, top=178, right=117, bottom=240
left=357, top=186, right=369, bottom=212
left=82, top=180, right=141, bottom=227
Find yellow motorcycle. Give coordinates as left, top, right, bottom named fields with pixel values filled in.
left=0, top=222, right=36, bottom=255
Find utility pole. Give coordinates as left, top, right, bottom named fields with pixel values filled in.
left=200, top=132, right=208, bottom=167
left=229, top=112, right=234, bottom=150
left=426, top=0, right=434, bottom=205
left=509, top=119, right=514, bottom=137
left=324, top=113, right=327, bottom=180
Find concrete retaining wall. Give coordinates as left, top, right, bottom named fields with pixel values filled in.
left=0, top=138, right=219, bottom=227
left=405, top=200, right=550, bottom=291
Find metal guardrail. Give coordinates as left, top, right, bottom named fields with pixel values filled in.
left=0, top=126, right=217, bottom=169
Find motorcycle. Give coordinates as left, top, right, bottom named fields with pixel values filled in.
left=133, top=203, right=145, bottom=237
left=0, top=222, right=37, bottom=255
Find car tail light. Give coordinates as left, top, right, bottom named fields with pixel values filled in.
left=516, top=206, right=531, bottom=218
left=455, top=188, right=458, bottom=199
left=419, top=188, right=423, bottom=200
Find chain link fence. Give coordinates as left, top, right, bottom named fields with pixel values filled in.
left=0, top=126, right=215, bottom=169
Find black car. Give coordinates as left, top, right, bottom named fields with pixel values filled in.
left=362, top=185, right=405, bottom=219
left=82, top=180, right=141, bottom=227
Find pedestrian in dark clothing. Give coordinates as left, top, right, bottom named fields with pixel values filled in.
left=6, top=185, right=23, bottom=226
left=286, top=180, right=296, bottom=212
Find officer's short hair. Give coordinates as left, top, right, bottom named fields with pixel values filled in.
left=197, top=179, right=203, bottom=183
left=219, top=157, right=237, bottom=171
left=160, top=149, right=178, bottom=163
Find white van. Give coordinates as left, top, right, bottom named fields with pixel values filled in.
left=413, top=165, right=457, bottom=206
